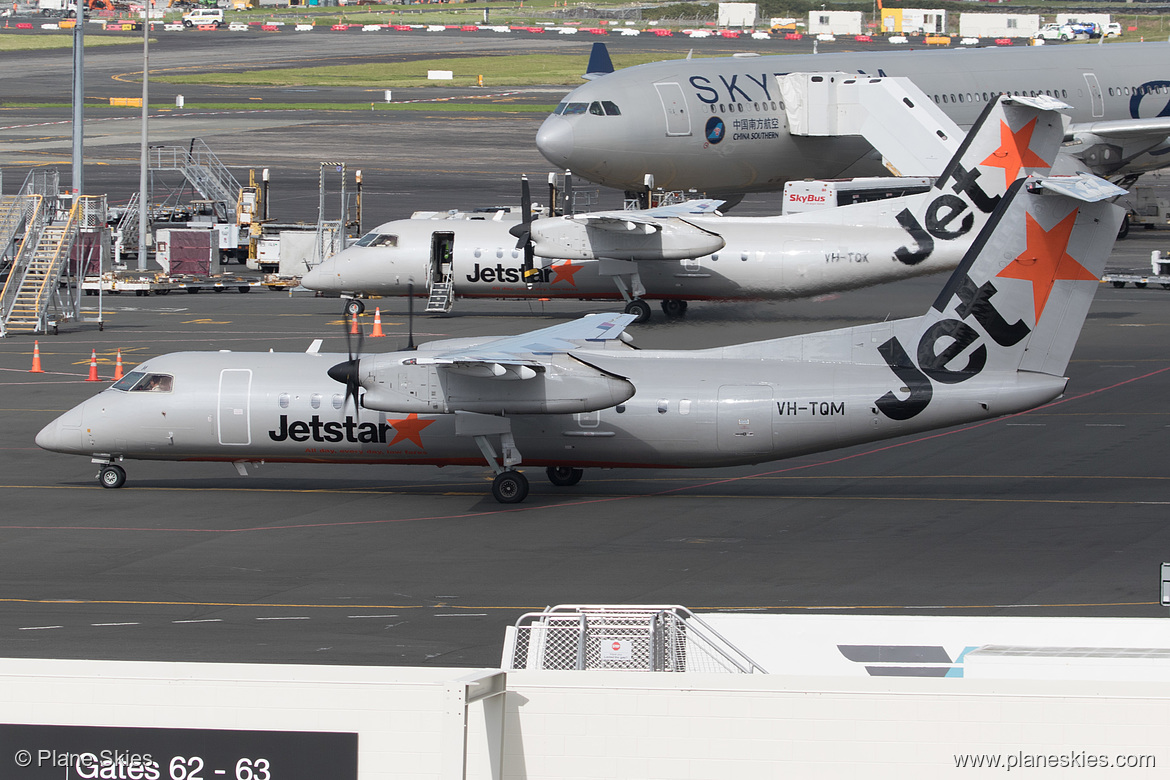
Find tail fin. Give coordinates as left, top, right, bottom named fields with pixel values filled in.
left=583, top=43, right=614, bottom=80
left=890, top=94, right=1069, bottom=267
left=873, top=175, right=1124, bottom=421
left=792, top=94, right=1070, bottom=272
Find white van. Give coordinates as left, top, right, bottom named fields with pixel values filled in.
left=182, top=8, right=224, bottom=27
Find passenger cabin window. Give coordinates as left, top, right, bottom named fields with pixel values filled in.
left=354, top=232, right=398, bottom=248
left=113, top=371, right=173, bottom=393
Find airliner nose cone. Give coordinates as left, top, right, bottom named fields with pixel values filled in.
left=301, top=259, right=333, bottom=291
left=536, top=116, right=574, bottom=168
left=35, top=419, right=59, bottom=451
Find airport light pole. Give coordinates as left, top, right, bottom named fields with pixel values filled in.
left=137, top=0, right=150, bottom=271
left=70, top=1, right=84, bottom=200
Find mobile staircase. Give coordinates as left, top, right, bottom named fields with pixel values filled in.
left=148, top=138, right=243, bottom=223
left=1, top=193, right=108, bottom=337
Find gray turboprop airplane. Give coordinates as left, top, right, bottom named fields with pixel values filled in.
left=304, top=91, right=1064, bottom=322
left=37, top=129, right=1123, bottom=503
left=537, top=42, right=1170, bottom=194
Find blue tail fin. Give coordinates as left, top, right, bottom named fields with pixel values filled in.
left=584, top=43, right=614, bottom=80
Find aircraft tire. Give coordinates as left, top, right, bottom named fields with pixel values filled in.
left=99, top=465, right=126, bottom=489
left=546, top=466, right=583, bottom=487
left=345, top=299, right=365, bottom=316
left=624, top=299, right=652, bottom=323
left=1117, top=214, right=1130, bottom=240
left=492, top=470, right=529, bottom=503
left=661, top=299, right=687, bottom=318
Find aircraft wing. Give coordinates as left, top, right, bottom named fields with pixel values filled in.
left=410, top=312, right=637, bottom=376
left=355, top=313, right=638, bottom=413
left=531, top=205, right=725, bottom=261
left=566, top=199, right=725, bottom=233
left=1068, top=116, right=1170, bottom=141
left=1065, top=116, right=1170, bottom=177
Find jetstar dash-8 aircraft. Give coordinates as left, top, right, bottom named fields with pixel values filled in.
left=537, top=42, right=1170, bottom=194
left=37, top=144, right=1124, bottom=502
left=304, top=90, right=1066, bottom=323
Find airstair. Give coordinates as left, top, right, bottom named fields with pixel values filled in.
left=1, top=193, right=108, bottom=337
left=1, top=196, right=75, bottom=335
left=503, top=605, right=768, bottom=673
left=148, top=138, right=242, bottom=222
left=425, top=278, right=454, bottom=313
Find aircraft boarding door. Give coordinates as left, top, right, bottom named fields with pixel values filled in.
left=217, top=369, right=252, bottom=446
left=1084, top=73, right=1104, bottom=118
left=716, top=386, right=773, bottom=454
left=430, top=232, right=455, bottom=285
left=654, top=82, right=692, bottom=137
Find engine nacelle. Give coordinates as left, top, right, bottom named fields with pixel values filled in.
left=357, top=354, right=634, bottom=415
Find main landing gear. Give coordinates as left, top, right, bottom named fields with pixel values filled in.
left=623, top=298, right=688, bottom=323
left=459, top=413, right=586, bottom=503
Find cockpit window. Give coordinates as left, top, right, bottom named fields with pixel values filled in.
left=560, top=102, right=589, bottom=115
left=111, top=371, right=145, bottom=392
left=354, top=232, right=398, bottom=248
left=601, top=101, right=621, bottom=116
left=112, top=371, right=173, bottom=393
left=589, top=101, right=605, bottom=116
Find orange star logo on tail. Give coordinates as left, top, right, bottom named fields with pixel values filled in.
left=996, top=209, right=1097, bottom=322
left=980, top=118, right=1051, bottom=189
left=387, top=413, right=434, bottom=447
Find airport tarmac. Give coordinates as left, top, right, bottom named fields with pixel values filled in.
left=2, top=227, right=1170, bottom=668
left=2, top=32, right=1170, bottom=668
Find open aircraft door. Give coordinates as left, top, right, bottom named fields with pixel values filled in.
left=1084, top=73, right=1104, bottom=118
left=425, top=231, right=451, bottom=295
left=654, top=82, right=692, bottom=137
left=716, top=386, right=773, bottom=454
left=217, top=369, right=252, bottom=446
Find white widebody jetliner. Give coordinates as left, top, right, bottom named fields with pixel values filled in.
left=39, top=115, right=1124, bottom=503
left=304, top=92, right=1067, bottom=322
left=537, top=43, right=1170, bottom=194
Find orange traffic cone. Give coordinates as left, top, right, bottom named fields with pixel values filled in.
left=349, top=312, right=360, bottom=335
left=113, top=349, right=124, bottom=381
left=86, top=349, right=100, bottom=382
left=370, top=307, right=385, bottom=337
left=29, top=340, right=45, bottom=373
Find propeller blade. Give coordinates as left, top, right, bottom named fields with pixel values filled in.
left=510, top=174, right=532, bottom=247
left=337, top=310, right=364, bottom=416
left=406, top=281, right=416, bottom=351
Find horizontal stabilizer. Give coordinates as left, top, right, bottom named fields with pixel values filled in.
left=1026, top=174, right=1127, bottom=202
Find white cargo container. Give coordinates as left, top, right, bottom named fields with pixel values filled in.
left=807, top=10, right=861, bottom=35
left=717, top=2, right=757, bottom=28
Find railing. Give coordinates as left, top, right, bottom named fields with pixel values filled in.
left=505, top=605, right=768, bottom=674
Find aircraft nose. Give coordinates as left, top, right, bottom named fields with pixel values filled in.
left=302, top=257, right=338, bottom=291
left=536, top=115, right=575, bottom=168
left=35, top=405, right=84, bottom=454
